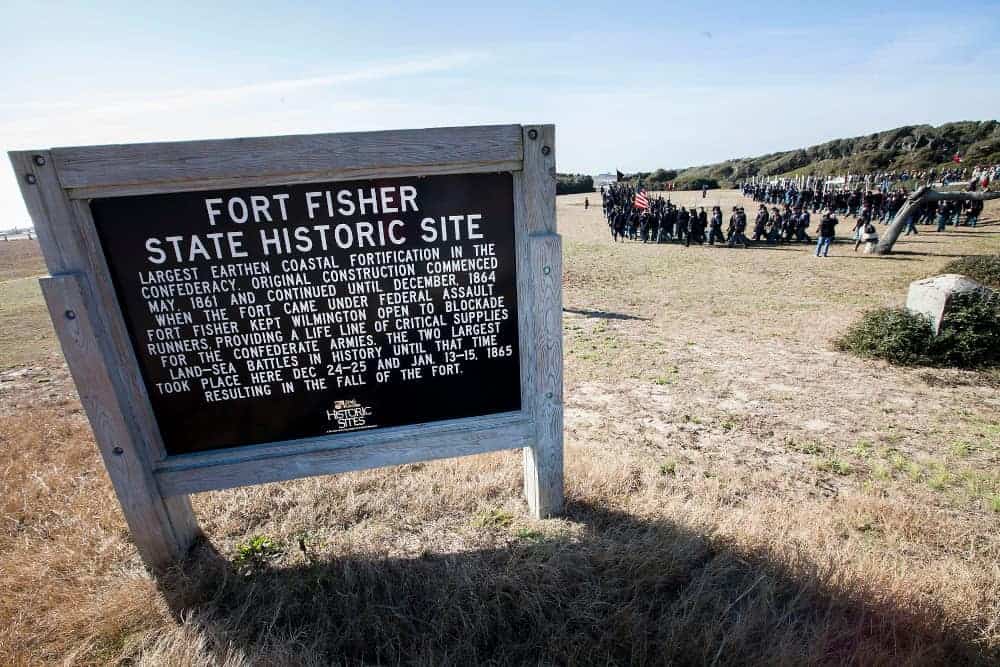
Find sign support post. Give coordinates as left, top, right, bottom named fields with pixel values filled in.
left=520, top=126, right=564, bottom=518
left=11, top=124, right=563, bottom=570
left=11, top=152, right=200, bottom=569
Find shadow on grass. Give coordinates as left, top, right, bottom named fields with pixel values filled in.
left=742, top=244, right=811, bottom=251
left=931, top=230, right=1000, bottom=236
left=158, top=500, right=994, bottom=665
left=888, top=250, right=972, bottom=258
left=884, top=237, right=944, bottom=243
left=563, top=307, right=649, bottom=321
left=610, top=240, right=808, bottom=251
left=834, top=254, right=918, bottom=261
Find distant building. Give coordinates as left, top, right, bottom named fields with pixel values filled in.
left=594, top=173, right=617, bottom=187
left=0, top=227, right=35, bottom=240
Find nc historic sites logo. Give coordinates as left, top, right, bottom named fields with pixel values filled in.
left=325, top=399, right=375, bottom=432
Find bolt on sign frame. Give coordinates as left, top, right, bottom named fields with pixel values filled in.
left=9, top=124, right=563, bottom=571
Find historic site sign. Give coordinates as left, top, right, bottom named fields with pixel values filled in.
left=10, top=124, right=563, bottom=570
left=92, top=173, right=523, bottom=456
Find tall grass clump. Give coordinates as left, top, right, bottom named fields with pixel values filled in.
left=941, top=255, right=1000, bottom=289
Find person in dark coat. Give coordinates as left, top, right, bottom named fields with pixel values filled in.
left=815, top=211, right=838, bottom=257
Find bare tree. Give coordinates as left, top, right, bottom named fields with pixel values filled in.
left=875, top=186, right=1000, bottom=255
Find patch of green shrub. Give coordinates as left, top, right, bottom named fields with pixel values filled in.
left=931, top=293, right=1000, bottom=367
left=941, top=255, right=1000, bottom=290
left=835, top=307, right=934, bottom=365
left=836, top=293, right=1000, bottom=368
left=233, top=535, right=284, bottom=575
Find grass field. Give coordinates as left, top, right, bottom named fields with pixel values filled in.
left=1, top=192, right=999, bottom=665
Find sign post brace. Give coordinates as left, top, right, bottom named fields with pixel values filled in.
left=520, top=125, right=564, bottom=518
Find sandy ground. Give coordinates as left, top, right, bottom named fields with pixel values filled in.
left=558, top=190, right=1000, bottom=503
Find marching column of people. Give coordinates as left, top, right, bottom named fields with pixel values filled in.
left=601, top=183, right=824, bottom=250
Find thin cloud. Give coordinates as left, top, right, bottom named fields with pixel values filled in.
left=0, top=52, right=482, bottom=116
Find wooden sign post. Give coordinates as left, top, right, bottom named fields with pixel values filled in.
left=10, top=124, right=563, bottom=571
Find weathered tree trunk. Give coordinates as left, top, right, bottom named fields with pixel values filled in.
left=874, top=186, right=1000, bottom=254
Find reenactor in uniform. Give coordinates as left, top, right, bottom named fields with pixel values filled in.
left=676, top=207, right=690, bottom=243
left=612, top=207, right=626, bottom=242
left=730, top=207, right=749, bottom=248
left=781, top=207, right=792, bottom=242
left=695, top=207, right=708, bottom=244
left=708, top=206, right=725, bottom=245
left=794, top=208, right=812, bottom=242
left=662, top=204, right=677, bottom=242
left=767, top=206, right=783, bottom=244
left=726, top=206, right=738, bottom=243
left=752, top=205, right=769, bottom=242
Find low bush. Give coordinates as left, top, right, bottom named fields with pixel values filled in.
left=932, top=293, right=1000, bottom=367
left=556, top=173, right=594, bottom=195
left=648, top=168, right=678, bottom=183
left=836, top=292, right=1000, bottom=368
left=941, top=255, right=1000, bottom=289
left=835, top=308, right=934, bottom=365
left=674, top=176, right=720, bottom=191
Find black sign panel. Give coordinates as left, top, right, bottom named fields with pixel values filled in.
left=91, top=173, right=521, bottom=455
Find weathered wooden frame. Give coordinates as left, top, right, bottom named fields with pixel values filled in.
left=10, top=124, right=563, bottom=571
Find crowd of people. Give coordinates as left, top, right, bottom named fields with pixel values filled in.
left=743, top=164, right=998, bottom=192
left=601, top=183, right=821, bottom=249
left=741, top=177, right=986, bottom=233
left=600, top=164, right=992, bottom=257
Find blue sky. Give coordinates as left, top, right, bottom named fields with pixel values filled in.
left=2, top=1, right=999, bottom=228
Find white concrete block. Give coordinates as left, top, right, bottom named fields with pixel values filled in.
left=905, top=274, right=995, bottom=334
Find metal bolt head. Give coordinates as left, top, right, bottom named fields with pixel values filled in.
left=64, top=309, right=76, bottom=320
left=541, top=145, right=551, bottom=156
left=543, top=266, right=551, bottom=275
left=33, top=154, right=46, bottom=166
left=112, top=446, right=124, bottom=455
left=527, top=128, right=538, bottom=140
left=24, top=174, right=37, bottom=185
left=546, top=391, right=553, bottom=399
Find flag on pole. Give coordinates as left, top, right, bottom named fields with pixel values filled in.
left=616, top=170, right=625, bottom=182
left=952, top=153, right=962, bottom=164
left=633, top=187, right=650, bottom=210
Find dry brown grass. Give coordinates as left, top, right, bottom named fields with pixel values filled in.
left=0, top=238, right=57, bottom=370
left=1, top=193, right=999, bottom=665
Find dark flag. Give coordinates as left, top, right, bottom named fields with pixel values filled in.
left=616, top=170, right=625, bottom=182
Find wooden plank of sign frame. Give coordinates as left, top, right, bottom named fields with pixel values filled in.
left=155, top=412, right=534, bottom=496
left=40, top=275, right=201, bottom=566
left=10, top=150, right=200, bottom=570
left=519, top=125, right=564, bottom=518
left=51, top=124, right=524, bottom=198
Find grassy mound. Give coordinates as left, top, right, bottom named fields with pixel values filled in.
left=942, top=255, right=1000, bottom=289
left=836, top=293, right=1000, bottom=368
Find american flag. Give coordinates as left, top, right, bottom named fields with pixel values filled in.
left=633, top=188, right=650, bottom=210
left=953, top=153, right=963, bottom=164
